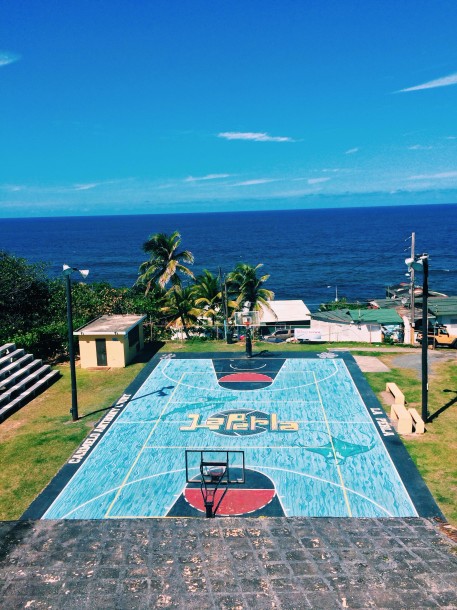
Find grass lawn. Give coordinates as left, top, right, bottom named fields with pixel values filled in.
left=0, top=362, right=146, bottom=520
left=365, top=353, right=457, bottom=526
left=1, top=340, right=455, bottom=525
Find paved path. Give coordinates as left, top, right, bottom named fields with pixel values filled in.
left=352, top=356, right=391, bottom=373
left=1, top=518, right=456, bottom=609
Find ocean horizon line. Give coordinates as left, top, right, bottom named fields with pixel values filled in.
left=1, top=201, right=457, bottom=222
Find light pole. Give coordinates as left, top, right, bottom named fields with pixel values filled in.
left=242, top=301, right=253, bottom=358
left=63, top=264, right=89, bottom=421
left=219, top=267, right=229, bottom=343
left=405, top=254, right=429, bottom=423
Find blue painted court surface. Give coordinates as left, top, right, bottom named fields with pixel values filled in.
left=41, top=353, right=430, bottom=520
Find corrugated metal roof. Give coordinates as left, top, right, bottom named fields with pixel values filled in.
left=259, top=300, right=311, bottom=323
left=427, top=296, right=457, bottom=316
left=348, top=309, right=402, bottom=324
left=312, top=308, right=402, bottom=325
left=312, top=310, right=353, bottom=323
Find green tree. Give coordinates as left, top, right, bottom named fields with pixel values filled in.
left=161, top=286, right=200, bottom=339
left=226, top=263, right=275, bottom=316
left=318, top=297, right=365, bottom=312
left=136, top=231, right=194, bottom=294
left=0, top=251, right=51, bottom=342
left=192, top=270, right=223, bottom=334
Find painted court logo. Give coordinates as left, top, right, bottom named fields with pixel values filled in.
left=180, top=408, right=299, bottom=435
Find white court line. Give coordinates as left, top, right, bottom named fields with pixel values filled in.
left=116, top=419, right=373, bottom=426
left=62, top=462, right=394, bottom=519
left=339, top=360, right=419, bottom=516
left=254, top=465, right=394, bottom=517
left=144, top=445, right=342, bottom=450
left=229, top=363, right=267, bottom=371
left=104, top=373, right=185, bottom=518
left=61, top=468, right=187, bottom=519
left=313, top=370, right=353, bottom=517
left=159, top=359, right=341, bottom=393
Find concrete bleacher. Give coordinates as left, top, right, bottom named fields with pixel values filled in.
left=0, top=343, right=60, bottom=422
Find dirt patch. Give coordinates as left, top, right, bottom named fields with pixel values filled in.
left=0, top=418, right=24, bottom=442
left=391, top=351, right=455, bottom=378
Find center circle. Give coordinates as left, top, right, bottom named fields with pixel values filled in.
left=211, top=408, right=270, bottom=436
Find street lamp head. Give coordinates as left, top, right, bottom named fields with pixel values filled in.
left=63, top=264, right=89, bottom=279
left=405, top=256, right=426, bottom=273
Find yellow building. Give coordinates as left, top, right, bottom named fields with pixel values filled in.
left=74, top=314, right=147, bottom=368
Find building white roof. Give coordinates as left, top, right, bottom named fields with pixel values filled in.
left=259, top=300, right=311, bottom=324
left=74, top=314, right=147, bottom=336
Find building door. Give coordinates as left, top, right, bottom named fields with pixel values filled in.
left=96, top=339, right=108, bottom=366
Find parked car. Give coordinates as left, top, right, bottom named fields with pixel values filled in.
left=263, top=329, right=294, bottom=342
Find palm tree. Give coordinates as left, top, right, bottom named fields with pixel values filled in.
left=136, top=231, right=194, bottom=294
left=192, top=270, right=221, bottom=330
left=226, top=263, right=275, bottom=317
left=161, top=286, right=200, bottom=339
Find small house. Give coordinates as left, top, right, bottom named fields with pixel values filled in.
left=74, top=314, right=147, bottom=368
left=258, top=300, right=311, bottom=335
left=311, top=308, right=403, bottom=343
left=426, top=296, right=457, bottom=334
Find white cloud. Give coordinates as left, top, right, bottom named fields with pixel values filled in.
left=398, top=72, right=457, bottom=93
left=74, top=183, right=99, bottom=191
left=345, top=148, right=359, bottom=154
left=231, top=179, right=277, bottom=186
left=218, top=131, right=295, bottom=142
left=408, top=171, right=457, bottom=180
left=184, top=173, right=231, bottom=182
left=408, top=145, right=433, bottom=150
left=307, top=177, right=330, bottom=185
left=0, top=51, right=21, bottom=67
left=1, top=184, right=23, bottom=192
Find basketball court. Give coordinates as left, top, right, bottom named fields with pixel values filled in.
left=27, top=351, right=441, bottom=520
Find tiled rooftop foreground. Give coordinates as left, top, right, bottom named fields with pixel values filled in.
left=1, top=518, right=456, bottom=609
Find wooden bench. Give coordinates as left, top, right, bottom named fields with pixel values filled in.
left=387, top=382, right=412, bottom=433
left=386, top=382, right=406, bottom=407
left=390, top=402, right=413, bottom=434
left=408, top=407, right=425, bottom=434
left=386, top=382, right=425, bottom=434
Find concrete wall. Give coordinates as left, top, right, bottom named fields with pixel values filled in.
left=124, top=324, right=145, bottom=365
left=78, top=335, right=127, bottom=368
left=78, top=324, right=144, bottom=368
left=310, top=321, right=382, bottom=343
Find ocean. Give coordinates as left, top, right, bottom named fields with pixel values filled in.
left=1, top=204, right=456, bottom=311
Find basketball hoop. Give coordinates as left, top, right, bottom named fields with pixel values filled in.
left=185, top=450, right=245, bottom=518
left=234, top=311, right=260, bottom=359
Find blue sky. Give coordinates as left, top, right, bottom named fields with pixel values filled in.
left=1, top=0, right=457, bottom=217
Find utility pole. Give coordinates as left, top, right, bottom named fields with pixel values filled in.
left=421, top=254, right=429, bottom=422
left=219, top=267, right=229, bottom=342
left=410, top=232, right=415, bottom=344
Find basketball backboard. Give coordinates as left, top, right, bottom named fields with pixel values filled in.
left=185, top=450, right=245, bottom=484
left=234, top=311, right=260, bottom=327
